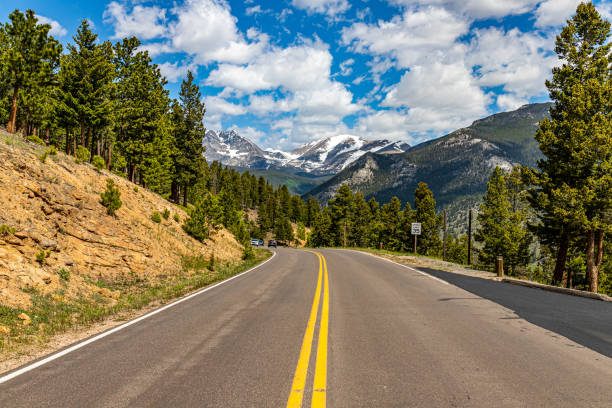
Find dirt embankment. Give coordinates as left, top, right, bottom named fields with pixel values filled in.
left=0, top=131, right=243, bottom=311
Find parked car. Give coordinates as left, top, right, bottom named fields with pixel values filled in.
left=267, top=239, right=277, bottom=248
left=250, top=238, right=260, bottom=246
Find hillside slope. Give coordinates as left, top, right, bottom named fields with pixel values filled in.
left=0, top=131, right=242, bottom=310
left=306, top=103, right=551, bottom=208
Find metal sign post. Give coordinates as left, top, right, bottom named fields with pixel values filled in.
left=411, top=222, right=421, bottom=254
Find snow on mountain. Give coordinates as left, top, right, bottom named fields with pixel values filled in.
left=203, top=130, right=410, bottom=175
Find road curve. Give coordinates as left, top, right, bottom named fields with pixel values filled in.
left=0, top=248, right=611, bottom=407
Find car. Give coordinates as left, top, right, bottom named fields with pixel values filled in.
left=267, top=239, right=277, bottom=248
left=250, top=238, right=260, bottom=246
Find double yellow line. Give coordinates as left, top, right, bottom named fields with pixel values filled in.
left=286, top=252, right=330, bottom=408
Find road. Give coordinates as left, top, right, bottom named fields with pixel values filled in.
left=1, top=248, right=611, bottom=407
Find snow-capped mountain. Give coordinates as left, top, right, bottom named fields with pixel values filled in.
left=203, top=131, right=411, bottom=175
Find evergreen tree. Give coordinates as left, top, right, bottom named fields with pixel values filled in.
left=476, top=167, right=531, bottom=274
left=171, top=70, right=206, bottom=205
left=414, top=182, right=441, bottom=255
left=329, top=184, right=354, bottom=246
left=380, top=196, right=403, bottom=251
left=0, top=9, right=61, bottom=133
left=528, top=3, right=611, bottom=291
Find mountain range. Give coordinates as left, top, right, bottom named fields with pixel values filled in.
left=307, top=102, right=552, bottom=231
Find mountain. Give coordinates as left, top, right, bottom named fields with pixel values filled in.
left=305, top=103, right=552, bottom=231
left=203, top=130, right=411, bottom=193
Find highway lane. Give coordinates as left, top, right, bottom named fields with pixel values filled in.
left=1, top=248, right=611, bottom=407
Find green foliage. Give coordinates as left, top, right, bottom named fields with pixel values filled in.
left=528, top=3, right=610, bottom=291
left=444, top=234, right=469, bottom=265
left=75, top=145, right=90, bottom=163
left=414, top=182, right=441, bottom=256
left=208, top=252, right=215, bottom=271
left=100, top=178, right=122, bottom=216
left=35, top=250, right=48, bottom=265
left=111, top=154, right=127, bottom=177
left=150, top=211, right=162, bottom=224
left=173, top=213, right=180, bottom=223
left=0, top=224, right=16, bottom=236
left=26, top=135, right=45, bottom=146
left=92, top=155, right=105, bottom=171
left=162, top=208, right=170, bottom=220
left=57, top=268, right=70, bottom=282
left=182, top=193, right=223, bottom=242
left=476, top=167, right=532, bottom=274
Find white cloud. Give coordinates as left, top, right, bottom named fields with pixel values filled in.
left=169, top=0, right=266, bottom=64
left=103, top=1, right=167, bottom=40
left=36, top=15, right=67, bottom=37
left=534, top=0, right=581, bottom=27
left=206, top=96, right=247, bottom=116
left=245, top=5, right=263, bottom=16
left=138, top=42, right=176, bottom=58
left=389, top=0, right=540, bottom=19
left=496, top=93, right=528, bottom=111
left=292, top=0, right=350, bottom=16
left=467, top=28, right=557, bottom=98
left=158, top=61, right=196, bottom=83
left=342, top=7, right=469, bottom=68
left=599, top=1, right=612, bottom=20
left=339, top=58, right=354, bottom=76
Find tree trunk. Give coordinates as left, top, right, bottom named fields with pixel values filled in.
left=80, top=124, right=86, bottom=147
left=586, top=230, right=598, bottom=293
left=107, top=143, right=113, bottom=170
left=183, top=185, right=188, bottom=206
left=7, top=86, right=19, bottom=134
left=171, top=182, right=179, bottom=204
left=553, top=232, right=569, bottom=285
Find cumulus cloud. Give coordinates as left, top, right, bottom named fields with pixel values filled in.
left=292, top=0, right=350, bottom=16
left=158, top=61, right=196, bottom=83
left=496, top=93, right=529, bottom=111
left=389, top=0, right=540, bottom=19
left=169, top=0, right=266, bottom=64
left=103, top=1, right=167, bottom=40
left=467, top=28, right=557, bottom=98
left=36, top=15, right=67, bottom=37
left=342, top=7, right=469, bottom=68
left=534, top=0, right=581, bottom=27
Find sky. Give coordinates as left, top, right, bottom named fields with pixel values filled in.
left=2, top=0, right=611, bottom=150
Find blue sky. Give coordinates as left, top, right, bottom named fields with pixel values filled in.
left=2, top=1, right=611, bottom=150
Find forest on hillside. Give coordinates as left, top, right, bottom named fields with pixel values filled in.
left=1, top=4, right=609, bottom=294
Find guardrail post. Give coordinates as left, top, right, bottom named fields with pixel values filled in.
left=496, top=256, right=504, bottom=277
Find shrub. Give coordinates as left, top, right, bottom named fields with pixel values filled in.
left=151, top=211, right=162, bottom=223
left=35, top=250, right=48, bottom=265
left=242, top=244, right=255, bottom=260
left=0, top=224, right=16, bottom=236
left=111, top=153, right=127, bottom=176
left=27, top=135, right=45, bottom=146
left=100, top=179, right=122, bottom=216
left=182, top=194, right=222, bottom=242
left=208, top=253, right=215, bottom=271
left=173, top=213, right=180, bottom=222
left=39, top=146, right=57, bottom=163
left=162, top=208, right=170, bottom=220
left=92, top=155, right=106, bottom=171
left=75, top=145, right=90, bottom=163
left=57, top=268, right=70, bottom=282
left=133, top=186, right=139, bottom=192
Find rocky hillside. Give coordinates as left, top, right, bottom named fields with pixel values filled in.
left=0, top=131, right=243, bottom=311
left=306, top=103, right=552, bottom=230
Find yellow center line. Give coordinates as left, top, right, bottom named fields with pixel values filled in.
left=287, top=252, right=323, bottom=408
left=312, top=253, right=329, bottom=408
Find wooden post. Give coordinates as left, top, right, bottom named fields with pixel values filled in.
left=467, top=209, right=472, bottom=266
left=413, top=234, right=417, bottom=254
left=496, top=256, right=504, bottom=277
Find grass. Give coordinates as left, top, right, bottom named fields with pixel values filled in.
left=0, top=249, right=271, bottom=355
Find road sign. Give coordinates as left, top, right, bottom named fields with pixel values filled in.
left=411, top=222, right=421, bottom=235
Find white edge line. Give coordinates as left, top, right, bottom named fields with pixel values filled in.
left=339, top=249, right=450, bottom=285
left=0, top=250, right=277, bottom=385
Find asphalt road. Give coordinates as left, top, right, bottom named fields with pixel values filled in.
left=1, top=248, right=611, bottom=407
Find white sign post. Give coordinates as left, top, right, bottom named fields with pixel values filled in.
left=411, top=222, right=421, bottom=253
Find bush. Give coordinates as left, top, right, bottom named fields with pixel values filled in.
left=0, top=224, right=16, bottom=236
left=151, top=211, right=162, bottom=223
left=35, top=250, right=48, bottom=265
left=75, top=145, right=90, bottom=163
left=242, top=244, right=255, bottom=260
left=182, top=193, right=222, bottom=242
left=111, top=153, right=127, bottom=176
left=162, top=208, right=170, bottom=220
left=173, top=213, right=180, bottom=222
left=27, top=135, right=45, bottom=146
left=92, top=155, right=106, bottom=171
left=208, top=253, right=216, bottom=271
left=39, top=146, right=57, bottom=163
left=57, top=268, right=70, bottom=282
left=100, top=179, right=122, bottom=216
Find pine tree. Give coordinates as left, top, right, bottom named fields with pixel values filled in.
left=171, top=71, right=206, bottom=205
left=380, top=196, right=403, bottom=251
left=329, top=184, right=354, bottom=246
left=0, top=9, right=61, bottom=133
left=476, top=167, right=531, bottom=273
left=529, top=3, right=611, bottom=291
left=414, top=182, right=441, bottom=255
